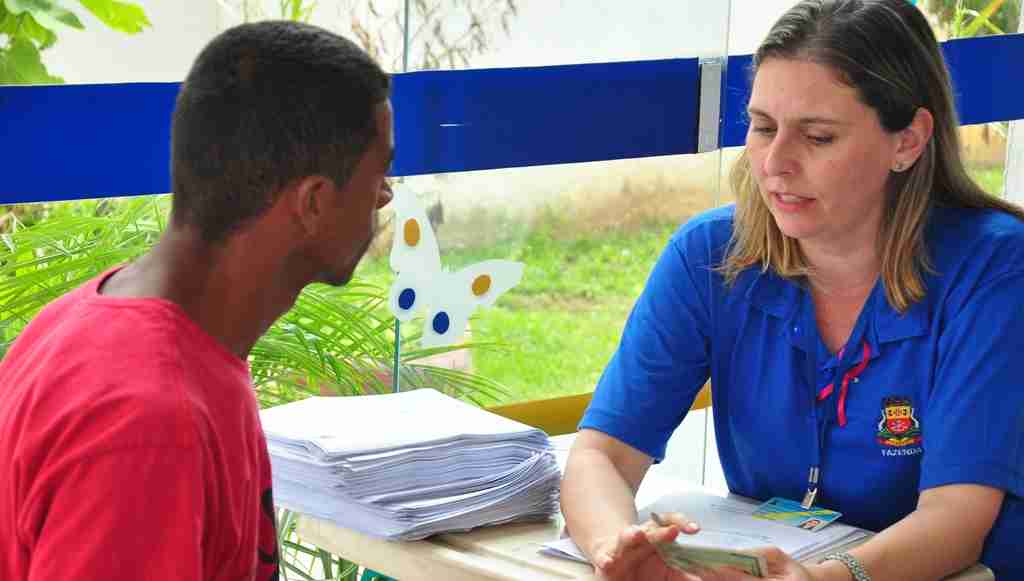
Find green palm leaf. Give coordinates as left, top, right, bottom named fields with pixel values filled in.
left=1, top=195, right=510, bottom=409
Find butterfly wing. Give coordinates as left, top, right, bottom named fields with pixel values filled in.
left=388, top=184, right=440, bottom=274
left=388, top=264, right=434, bottom=322
left=387, top=185, right=441, bottom=322
left=419, top=260, right=524, bottom=348
left=386, top=185, right=525, bottom=347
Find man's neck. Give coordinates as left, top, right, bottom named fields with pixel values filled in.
left=101, top=225, right=304, bottom=359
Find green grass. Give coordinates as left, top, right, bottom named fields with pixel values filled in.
left=470, top=303, right=632, bottom=402
left=358, top=163, right=1012, bottom=405
left=357, top=218, right=680, bottom=404
left=969, top=165, right=1006, bottom=196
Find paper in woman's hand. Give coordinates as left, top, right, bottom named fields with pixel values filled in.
left=654, top=542, right=767, bottom=577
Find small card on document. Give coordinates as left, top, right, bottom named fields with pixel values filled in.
left=751, top=497, right=842, bottom=532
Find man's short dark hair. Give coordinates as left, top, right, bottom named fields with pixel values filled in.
left=171, top=21, right=391, bottom=243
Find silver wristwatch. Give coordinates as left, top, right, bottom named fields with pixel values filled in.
left=823, top=552, right=871, bottom=581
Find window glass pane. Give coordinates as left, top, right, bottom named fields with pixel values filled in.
left=355, top=1, right=732, bottom=405
left=958, top=1, right=1021, bottom=196
left=1007, top=120, right=1024, bottom=203
left=935, top=0, right=1022, bottom=196
left=363, top=155, right=723, bottom=403
left=407, top=0, right=730, bottom=70
left=1, top=1, right=183, bottom=353
left=725, top=0, right=1024, bottom=199
left=42, top=1, right=218, bottom=84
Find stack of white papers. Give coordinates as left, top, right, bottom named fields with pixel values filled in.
left=542, top=491, right=870, bottom=564
left=261, top=389, right=560, bottom=540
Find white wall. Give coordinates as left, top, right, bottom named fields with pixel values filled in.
left=42, top=1, right=793, bottom=83
left=44, top=0, right=220, bottom=84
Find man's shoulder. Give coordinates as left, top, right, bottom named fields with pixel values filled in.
left=0, top=287, right=219, bottom=454
left=9, top=293, right=190, bottom=370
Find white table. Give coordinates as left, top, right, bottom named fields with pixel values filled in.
left=294, top=434, right=994, bottom=580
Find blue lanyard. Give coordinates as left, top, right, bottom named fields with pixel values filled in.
left=801, top=305, right=827, bottom=508
left=799, top=291, right=874, bottom=509
left=801, top=340, right=871, bottom=508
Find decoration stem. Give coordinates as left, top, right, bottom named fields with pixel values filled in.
left=393, top=319, right=401, bottom=393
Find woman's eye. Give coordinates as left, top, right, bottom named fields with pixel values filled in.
left=807, top=134, right=834, bottom=145
left=751, top=126, right=776, bottom=135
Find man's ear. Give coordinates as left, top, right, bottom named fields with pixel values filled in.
left=290, top=175, right=335, bottom=237
left=893, top=107, right=934, bottom=171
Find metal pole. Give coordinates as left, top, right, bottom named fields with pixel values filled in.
left=1005, top=7, right=1024, bottom=203
left=402, top=0, right=411, bottom=73
left=393, top=319, right=402, bottom=392
left=394, top=0, right=412, bottom=394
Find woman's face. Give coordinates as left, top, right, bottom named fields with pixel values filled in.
left=745, top=58, right=903, bottom=253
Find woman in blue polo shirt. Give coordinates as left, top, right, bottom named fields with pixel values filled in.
left=561, top=1, right=1024, bottom=580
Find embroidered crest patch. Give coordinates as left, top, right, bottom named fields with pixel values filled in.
left=876, top=396, right=922, bottom=447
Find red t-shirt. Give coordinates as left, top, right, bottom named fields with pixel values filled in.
left=0, top=268, right=279, bottom=580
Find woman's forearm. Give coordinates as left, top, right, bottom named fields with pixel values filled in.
left=561, top=447, right=643, bottom=560
left=807, top=484, right=1002, bottom=581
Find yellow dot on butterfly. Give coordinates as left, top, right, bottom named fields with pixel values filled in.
left=472, top=274, right=492, bottom=296
left=403, top=219, right=421, bottom=247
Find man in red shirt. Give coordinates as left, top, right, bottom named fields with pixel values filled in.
left=0, top=21, right=394, bottom=581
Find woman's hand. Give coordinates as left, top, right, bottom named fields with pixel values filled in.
left=591, top=512, right=701, bottom=581
left=683, top=547, right=817, bottom=581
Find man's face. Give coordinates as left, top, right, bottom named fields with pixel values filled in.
left=316, top=99, right=395, bottom=286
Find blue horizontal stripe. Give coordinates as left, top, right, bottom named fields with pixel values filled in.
left=2, top=34, right=1022, bottom=204
left=721, top=34, right=1024, bottom=148
left=943, top=34, right=1024, bottom=126
left=391, top=58, right=700, bottom=176
left=1, top=82, right=178, bottom=204
left=0, top=58, right=699, bottom=204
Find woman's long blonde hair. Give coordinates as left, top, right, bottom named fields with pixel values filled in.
left=720, top=0, right=1024, bottom=312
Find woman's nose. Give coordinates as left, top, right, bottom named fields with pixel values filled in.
left=761, top=132, right=797, bottom=177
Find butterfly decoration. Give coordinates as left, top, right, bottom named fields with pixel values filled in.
left=387, top=185, right=524, bottom=348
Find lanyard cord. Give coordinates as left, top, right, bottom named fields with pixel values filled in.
left=803, top=339, right=871, bottom=508
left=816, top=340, right=871, bottom=427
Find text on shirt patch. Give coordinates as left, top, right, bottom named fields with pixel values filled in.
left=876, top=396, right=922, bottom=448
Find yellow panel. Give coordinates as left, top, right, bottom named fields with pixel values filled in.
left=486, top=383, right=711, bottom=436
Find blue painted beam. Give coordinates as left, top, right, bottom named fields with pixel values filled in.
left=0, top=58, right=699, bottom=204
left=391, top=58, right=700, bottom=176
left=721, top=33, right=1024, bottom=148
left=2, top=33, right=1022, bottom=204
left=1, top=82, right=179, bottom=204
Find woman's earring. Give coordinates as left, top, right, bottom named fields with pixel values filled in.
left=893, top=161, right=905, bottom=172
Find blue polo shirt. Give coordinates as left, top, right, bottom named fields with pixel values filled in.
left=581, top=204, right=1024, bottom=578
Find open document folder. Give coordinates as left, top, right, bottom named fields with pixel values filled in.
left=542, top=491, right=869, bottom=564
left=260, top=389, right=560, bottom=540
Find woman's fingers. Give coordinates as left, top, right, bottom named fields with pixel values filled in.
left=595, top=517, right=711, bottom=580
left=596, top=525, right=661, bottom=578
left=657, top=511, right=701, bottom=534
left=646, top=524, right=681, bottom=544
left=751, top=546, right=788, bottom=564
left=746, top=546, right=806, bottom=577
left=618, top=525, right=655, bottom=557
